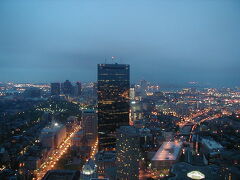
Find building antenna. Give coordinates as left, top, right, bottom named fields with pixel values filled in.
left=104, top=57, right=107, bottom=64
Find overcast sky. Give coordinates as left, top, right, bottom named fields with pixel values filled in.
left=0, top=0, right=239, bottom=86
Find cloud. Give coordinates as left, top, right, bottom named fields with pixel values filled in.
left=0, top=0, right=239, bottom=86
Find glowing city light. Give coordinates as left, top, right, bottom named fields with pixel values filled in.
left=187, top=171, right=205, bottom=180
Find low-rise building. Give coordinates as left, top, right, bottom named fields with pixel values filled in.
left=151, top=141, right=183, bottom=170
left=201, top=138, right=223, bottom=158
left=81, top=159, right=98, bottom=180
left=39, top=122, right=66, bottom=149
left=42, top=170, right=80, bottom=180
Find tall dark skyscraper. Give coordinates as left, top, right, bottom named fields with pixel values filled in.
left=51, top=83, right=61, bottom=96
left=97, top=63, right=130, bottom=151
left=62, top=80, right=73, bottom=95
left=74, top=82, right=82, bottom=97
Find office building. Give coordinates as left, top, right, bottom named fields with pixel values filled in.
left=82, top=109, right=98, bottom=145
left=62, top=80, right=73, bottom=95
left=74, top=82, right=82, bottom=97
left=139, top=127, right=153, bottom=149
left=201, top=138, right=223, bottom=158
left=39, top=122, right=66, bottom=149
left=130, top=87, right=135, bottom=100
left=151, top=141, right=183, bottom=170
left=97, top=63, right=130, bottom=151
left=139, top=80, right=148, bottom=97
left=95, top=151, right=116, bottom=179
left=116, top=126, right=140, bottom=180
left=50, top=83, right=60, bottom=96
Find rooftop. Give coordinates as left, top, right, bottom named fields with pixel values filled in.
left=41, top=122, right=64, bottom=133
left=152, top=141, right=183, bottom=161
left=117, top=126, right=139, bottom=136
left=95, top=151, right=116, bottom=162
left=82, top=109, right=96, bottom=114
left=201, top=138, right=223, bottom=150
left=169, top=162, right=222, bottom=180
left=42, top=170, right=80, bottom=180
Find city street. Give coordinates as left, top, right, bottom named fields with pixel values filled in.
left=33, top=125, right=81, bottom=180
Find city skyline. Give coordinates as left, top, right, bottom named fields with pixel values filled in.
left=0, top=0, right=240, bottom=86
left=1, top=0, right=240, bottom=179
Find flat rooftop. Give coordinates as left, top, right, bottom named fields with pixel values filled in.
left=41, top=123, right=64, bottom=133
left=201, top=138, right=223, bottom=150
left=82, top=109, right=96, bottom=114
left=96, top=151, right=116, bottom=162
left=42, top=170, right=80, bottom=180
left=152, top=141, right=183, bottom=161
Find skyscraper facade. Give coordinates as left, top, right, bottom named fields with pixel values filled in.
left=50, top=83, right=61, bottom=96
left=74, top=82, right=82, bottom=97
left=62, top=80, right=73, bottom=95
left=116, top=126, right=140, bottom=180
left=82, top=109, right=98, bottom=145
left=97, top=63, right=130, bottom=151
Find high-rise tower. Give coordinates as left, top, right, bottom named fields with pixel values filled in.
left=50, top=83, right=60, bottom=96
left=97, top=63, right=130, bottom=151
left=62, top=80, right=73, bottom=95
left=74, top=82, right=82, bottom=97
left=82, top=109, right=98, bottom=145
left=116, top=126, right=140, bottom=180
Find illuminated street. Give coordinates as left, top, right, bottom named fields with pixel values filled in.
left=89, top=139, right=98, bottom=160
left=33, top=125, right=81, bottom=180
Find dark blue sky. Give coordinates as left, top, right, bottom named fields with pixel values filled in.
left=0, top=0, right=239, bottom=86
